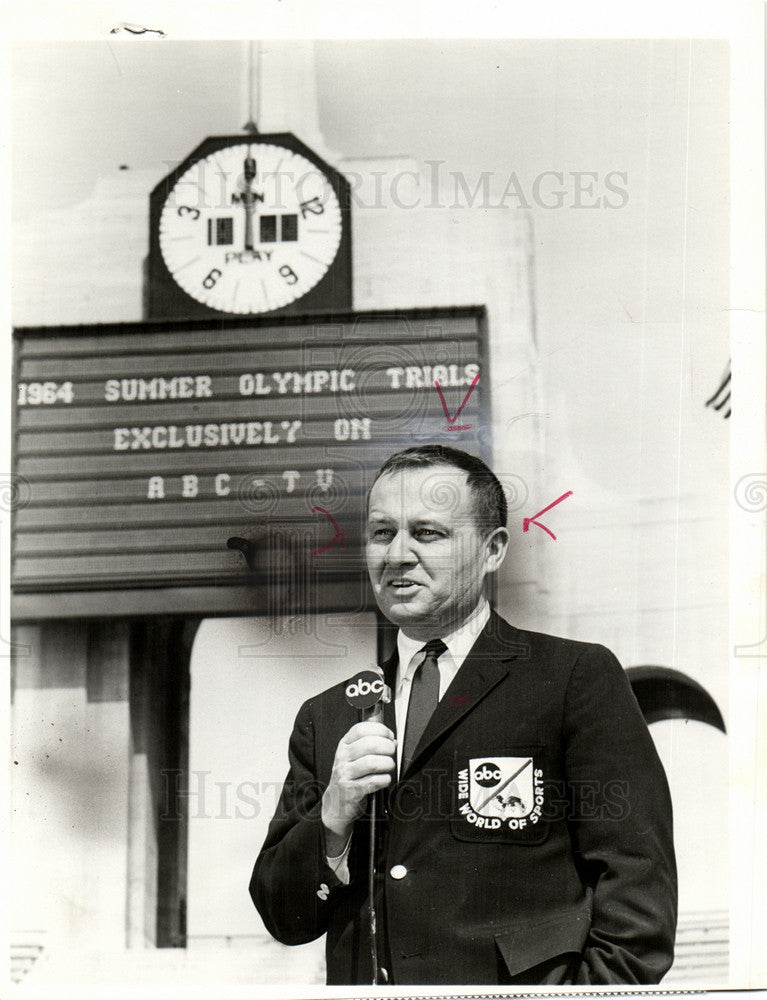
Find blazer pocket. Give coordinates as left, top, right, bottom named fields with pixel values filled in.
left=494, top=889, right=592, bottom=982
left=452, top=747, right=551, bottom=845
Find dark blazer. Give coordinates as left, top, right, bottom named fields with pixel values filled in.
left=251, top=611, right=677, bottom=985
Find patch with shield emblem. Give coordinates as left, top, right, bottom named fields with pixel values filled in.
left=452, top=750, right=548, bottom=844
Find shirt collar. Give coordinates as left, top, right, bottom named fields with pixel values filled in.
left=396, top=598, right=491, bottom=680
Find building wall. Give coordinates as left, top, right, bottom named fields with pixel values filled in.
left=11, top=621, right=132, bottom=950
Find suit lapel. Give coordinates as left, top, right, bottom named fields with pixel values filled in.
left=399, top=611, right=526, bottom=781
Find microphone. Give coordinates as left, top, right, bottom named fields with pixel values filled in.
left=343, top=666, right=391, bottom=985
left=344, top=668, right=391, bottom=722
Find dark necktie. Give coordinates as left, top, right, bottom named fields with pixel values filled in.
left=402, top=638, right=447, bottom=771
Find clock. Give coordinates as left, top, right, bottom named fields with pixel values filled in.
left=147, top=133, right=352, bottom=319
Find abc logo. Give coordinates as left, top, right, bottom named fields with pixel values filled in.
left=344, top=670, right=386, bottom=709
left=474, top=762, right=502, bottom=787
left=345, top=678, right=384, bottom=699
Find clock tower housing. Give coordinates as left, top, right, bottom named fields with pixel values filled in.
left=146, top=132, right=352, bottom=320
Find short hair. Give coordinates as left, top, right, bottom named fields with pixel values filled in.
left=370, top=445, right=507, bottom=534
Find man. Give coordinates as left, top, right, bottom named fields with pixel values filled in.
left=250, top=445, right=677, bottom=985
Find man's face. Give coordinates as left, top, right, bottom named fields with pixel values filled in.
left=366, top=464, right=506, bottom=640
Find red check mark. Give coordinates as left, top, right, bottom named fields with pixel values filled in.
left=435, top=373, right=480, bottom=431
left=522, top=491, right=573, bottom=541
left=311, top=506, right=346, bottom=555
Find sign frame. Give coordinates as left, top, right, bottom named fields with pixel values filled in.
left=11, top=305, right=491, bottom=621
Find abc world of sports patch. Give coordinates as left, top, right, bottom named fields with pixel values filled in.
left=452, top=754, right=548, bottom=844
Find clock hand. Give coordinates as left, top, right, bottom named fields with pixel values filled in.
left=241, top=154, right=258, bottom=252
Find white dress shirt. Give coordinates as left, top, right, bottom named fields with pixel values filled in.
left=326, top=598, right=491, bottom=881
left=393, top=598, right=490, bottom=773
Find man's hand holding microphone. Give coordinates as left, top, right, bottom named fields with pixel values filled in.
left=321, top=670, right=396, bottom=856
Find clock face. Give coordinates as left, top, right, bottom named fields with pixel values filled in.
left=158, top=142, right=344, bottom=314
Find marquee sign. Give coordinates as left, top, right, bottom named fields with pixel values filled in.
left=12, top=307, right=488, bottom=619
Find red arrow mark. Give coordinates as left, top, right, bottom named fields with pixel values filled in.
left=311, top=506, right=346, bottom=555
left=435, top=373, right=480, bottom=431
left=522, top=491, right=573, bottom=541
